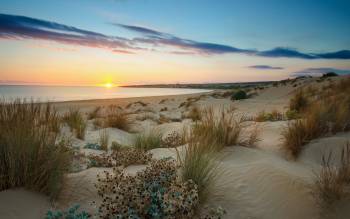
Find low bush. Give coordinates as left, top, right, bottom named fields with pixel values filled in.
left=0, top=100, right=71, bottom=199
left=96, top=159, right=199, bottom=218
left=45, top=205, right=90, bottom=219
left=231, top=90, right=247, bottom=100
left=88, top=147, right=152, bottom=168
left=162, top=131, right=185, bottom=148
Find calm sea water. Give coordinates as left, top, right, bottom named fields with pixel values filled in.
left=0, top=85, right=210, bottom=102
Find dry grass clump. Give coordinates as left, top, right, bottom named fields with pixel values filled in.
left=313, top=143, right=350, bottom=214
left=99, top=129, right=109, bottom=151
left=0, top=100, right=71, bottom=199
left=63, top=108, right=87, bottom=140
left=105, top=108, right=131, bottom=131
left=88, top=147, right=152, bottom=168
left=134, top=131, right=163, bottom=150
left=283, top=78, right=350, bottom=158
left=191, top=108, right=242, bottom=150
left=255, top=110, right=283, bottom=122
left=87, top=106, right=101, bottom=120
left=178, top=137, right=219, bottom=202
left=126, top=101, right=148, bottom=109
left=96, top=159, right=199, bottom=218
left=183, top=106, right=202, bottom=121
left=289, top=89, right=309, bottom=112
left=179, top=96, right=201, bottom=108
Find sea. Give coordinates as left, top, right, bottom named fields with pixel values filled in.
left=0, top=85, right=210, bottom=102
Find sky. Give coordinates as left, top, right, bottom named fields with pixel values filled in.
left=0, top=0, right=349, bottom=86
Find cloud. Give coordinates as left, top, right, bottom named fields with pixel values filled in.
left=117, top=24, right=350, bottom=59
left=0, top=14, right=134, bottom=51
left=248, top=65, right=284, bottom=70
left=1, top=13, right=350, bottom=59
left=291, top=67, right=350, bottom=77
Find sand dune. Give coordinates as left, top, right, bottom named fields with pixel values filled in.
left=1, top=77, right=349, bottom=218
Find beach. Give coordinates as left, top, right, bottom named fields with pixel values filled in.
left=1, top=76, right=350, bottom=219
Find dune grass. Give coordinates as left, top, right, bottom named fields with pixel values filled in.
left=63, top=108, right=87, bottom=140
left=283, top=78, right=350, bottom=159
left=178, top=137, right=219, bottom=202
left=0, top=100, right=71, bottom=199
left=185, top=106, right=202, bottom=121
left=99, top=129, right=109, bottom=151
left=313, top=143, right=350, bottom=213
left=87, top=106, right=101, bottom=120
left=289, top=89, right=309, bottom=112
left=134, top=131, right=163, bottom=150
left=105, top=108, right=131, bottom=131
left=191, top=108, right=243, bottom=150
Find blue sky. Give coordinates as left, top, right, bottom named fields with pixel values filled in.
left=0, top=0, right=349, bottom=85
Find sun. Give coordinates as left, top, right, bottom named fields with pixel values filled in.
left=104, top=82, right=113, bottom=88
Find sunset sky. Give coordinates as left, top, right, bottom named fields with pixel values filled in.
left=1, top=0, right=350, bottom=86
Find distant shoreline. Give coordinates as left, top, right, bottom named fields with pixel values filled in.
left=121, top=81, right=274, bottom=90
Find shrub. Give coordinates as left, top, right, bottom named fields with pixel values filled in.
left=99, top=129, right=109, bottom=151
left=231, top=90, right=247, bottom=100
left=45, top=205, right=90, bottom=219
left=162, top=131, right=185, bottom=148
left=63, top=109, right=87, bottom=140
left=88, top=147, right=152, bottom=168
left=0, top=100, right=71, bottom=199
left=96, top=159, right=199, bottom=218
left=322, top=72, right=338, bottom=78
left=84, top=143, right=101, bottom=150
left=313, top=143, right=350, bottom=213
left=289, top=89, right=308, bottom=112
left=134, top=131, right=163, bottom=150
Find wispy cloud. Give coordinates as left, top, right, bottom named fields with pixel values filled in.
left=117, top=24, right=350, bottom=59
left=291, top=67, right=350, bottom=77
left=248, top=65, right=284, bottom=70
left=1, top=13, right=350, bottom=59
left=0, top=14, right=133, bottom=51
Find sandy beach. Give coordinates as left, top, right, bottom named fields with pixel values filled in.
left=1, top=76, right=350, bottom=219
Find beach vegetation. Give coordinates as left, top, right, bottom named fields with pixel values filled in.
left=282, top=78, right=350, bottom=158
left=0, top=99, right=71, bottom=199
left=231, top=90, right=247, bottom=100
left=96, top=159, right=199, bottom=218
left=63, top=108, right=87, bottom=140
left=99, top=129, right=109, bottom=151
left=87, top=106, right=101, bottom=120
left=105, top=108, right=131, bottom=131
left=313, top=143, right=350, bottom=214
left=134, top=131, right=163, bottom=150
